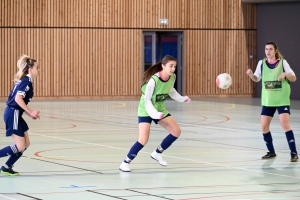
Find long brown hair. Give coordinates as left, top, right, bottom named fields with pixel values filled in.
left=266, top=41, right=283, bottom=59
left=14, top=55, right=37, bottom=82
left=143, top=55, right=176, bottom=82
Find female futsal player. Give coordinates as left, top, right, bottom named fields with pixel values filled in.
left=119, top=55, right=191, bottom=172
left=0, top=55, right=40, bottom=176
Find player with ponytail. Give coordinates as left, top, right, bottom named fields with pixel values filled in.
left=119, top=55, right=191, bottom=172
left=0, top=55, right=40, bottom=176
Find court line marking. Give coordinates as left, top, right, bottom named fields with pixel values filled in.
left=0, top=194, right=17, bottom=200
left=25, top=101, right=300, bottom=130
left=16, top=193, right=42, bottom=200
left=86, top=190, right=126, bottom=199
left=30, top=132, right=300, bottom=179
left=33, top=150, right=262, bottom=158
left=126, top=189, right=173, bottom=200
left=26, top=157, right=103, bottom=174
left=179, top=123, right=258, bottom=133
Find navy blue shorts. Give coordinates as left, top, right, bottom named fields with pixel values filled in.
left=138, top=113, right=171, bottom=124
left=261, top=106, right=290, bottom=117
left=4, top=106, right=28, bottom=137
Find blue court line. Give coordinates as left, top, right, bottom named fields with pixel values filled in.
left=60, top=185, right=97, bottom=188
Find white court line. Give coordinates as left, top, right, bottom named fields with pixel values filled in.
left=30, top=132, right=300, bottom=179
left=178, top=123, right=259, bottom=133
left=0, top=194, right=17, bottom=200
left=37, top=128, right=136, bottom=132
left=179, top=122, right=300, bottom=133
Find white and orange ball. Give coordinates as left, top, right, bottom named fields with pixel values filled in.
left=216, top=73, right=232, bottom=89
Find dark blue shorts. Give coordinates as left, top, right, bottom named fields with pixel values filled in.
left=4, top=106, right=28, bottom=137
left=138, top=113, right=171, bottom=124
left=261, top=106, right=290, bottom=117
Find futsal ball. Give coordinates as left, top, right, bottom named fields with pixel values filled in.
left=216, top=73, right=232, bottom=89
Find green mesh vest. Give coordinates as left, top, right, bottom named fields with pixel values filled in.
left=138, top=73, right=175, bottom=117
left=261, top=58, right=290, bottom=106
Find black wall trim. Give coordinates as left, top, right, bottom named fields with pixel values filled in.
left=0, top=26, right=257, bottom=30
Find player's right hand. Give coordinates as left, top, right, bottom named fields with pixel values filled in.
left=30, top=110, right=40, bottom=119
left=246, top=69, right=253, bottom=76
left=184, top=97, right=191, bottom=103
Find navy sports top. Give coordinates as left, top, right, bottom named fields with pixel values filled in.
left=6, top=74, right=34, bottom=111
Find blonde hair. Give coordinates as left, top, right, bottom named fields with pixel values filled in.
left=266, top=41, right=283, bottom=59
left=14, top=55, right=36, bottom=82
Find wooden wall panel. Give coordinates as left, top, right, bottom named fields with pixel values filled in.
left=185, top=30, right=257, bottom=96
left=0, top=0, right=257, bottom=98
left=0, top=0, right=255, bottom=29
left=0, top=28, right=142, bottom=97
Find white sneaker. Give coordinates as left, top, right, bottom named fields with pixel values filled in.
left=151, top=151, right=167, bottom=166
left=119, top=162, right=131, bottom=172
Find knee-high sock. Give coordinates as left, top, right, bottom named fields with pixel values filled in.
left=0, top=145, right=19, bottom=158
left=124, top=142, right=144, bottom=163
left=156, top=134, right=178, bottom=153
left=263, top=132, right=275, bottom=153
left=285, top=130, right=297, bottom=154
left=4, top=148, right=26, bottom=168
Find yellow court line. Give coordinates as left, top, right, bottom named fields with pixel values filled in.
left=104, top=114, right=134, bottom=120
left=110, top=102, right=126, bottom=108
left=193, top=103, right=235, bottom=113
left=226, top=104, right=235, bottom=110
left=211, top=103, right=235, bottom=112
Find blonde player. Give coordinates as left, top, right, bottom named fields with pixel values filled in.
left=0, top=55, right=40, bottom=176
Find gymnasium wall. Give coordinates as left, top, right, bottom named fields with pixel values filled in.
left=0, top=0, right=256, bottom=98
left=257, top=2, right=300, bottom=100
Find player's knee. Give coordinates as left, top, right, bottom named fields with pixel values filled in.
left=16, top=144, right=26, bottom=152
left=138, top=137, right=149, bottom=145
left=280, top=122, right=291, bottom=132
left=25, top=141, right=30, bottom=149
left=261, top=128, right=269, bottom=133
left=172, top=127, right=181, bottom=137
left=261, top=124, right=269, bottom=133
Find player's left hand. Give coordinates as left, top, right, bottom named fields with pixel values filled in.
left=184, top=97, right=191, bottom=103
left=278, top=72, right=286, bottom=81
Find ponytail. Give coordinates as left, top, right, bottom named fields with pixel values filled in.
left=142, top=55, right=176, bottom=82
left=143, top=61, right=163, bottom=82
left=14, top=55, right=36, bottom=82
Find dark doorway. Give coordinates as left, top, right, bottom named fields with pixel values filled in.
left=143, top=32, right=183, bottom=94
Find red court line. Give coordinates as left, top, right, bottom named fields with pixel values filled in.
left=179, top=115, right=230, bottom=127
left=41, top=115, right=136, bottom=129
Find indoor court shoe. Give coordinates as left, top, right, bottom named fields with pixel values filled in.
left=119, top=162, right=131, bottom=172
left=0, top=166, right=19, bottom=176
left=262, top=152, right=276, bottom=160
left=291, top=153, right=298, bottom=162
left=151, top=151, right=167, bottom=166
